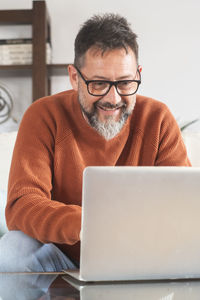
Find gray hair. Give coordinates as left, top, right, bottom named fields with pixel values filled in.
left=74, top=13, right=139, bottom=68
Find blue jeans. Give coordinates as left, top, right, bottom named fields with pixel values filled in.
left=0, top=230, right=77, bottom=272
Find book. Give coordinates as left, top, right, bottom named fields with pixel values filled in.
left=0, top=38, right=50, bottom=45
left=0, top=43, right=51, bottom=52
left=0, top=56, right=52, bottom=65
left=0, top=43, right=52, bottom=65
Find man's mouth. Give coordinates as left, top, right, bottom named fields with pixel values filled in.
left=96, top=105, right=123, bottom=118
left=97, top=105, right=122, bottom=111
left=96, top=100, right=126, bottom=112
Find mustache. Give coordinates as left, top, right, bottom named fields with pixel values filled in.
left=95, top=100, right=126, bottom=110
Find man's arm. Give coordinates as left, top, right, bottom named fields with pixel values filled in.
left=155, top=105, right=191, bottom=166
left=6, top=99, right=81, bottom=245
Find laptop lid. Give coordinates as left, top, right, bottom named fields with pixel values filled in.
left=76, top=166, right=200, bottom=282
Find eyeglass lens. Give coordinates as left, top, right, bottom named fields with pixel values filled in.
left=88, top=80, right=139, bottom=96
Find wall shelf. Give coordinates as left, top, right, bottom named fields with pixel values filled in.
left=0, top=64, right=69, bottom=76
left=0, top=1, right=69, bottom=101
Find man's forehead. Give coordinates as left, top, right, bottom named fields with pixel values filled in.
left=86, top=45, right=135, bottom=59
left=81, top=47, right=138, bottom=80
left=79, top=46, right=137, bottom=70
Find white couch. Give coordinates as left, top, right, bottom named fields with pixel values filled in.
left=0, top=131, right=200, bottom=236
left=0, top=131, right=17, bottom=236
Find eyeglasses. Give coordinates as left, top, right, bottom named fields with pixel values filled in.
left=75, top=66, right=141, bottom=97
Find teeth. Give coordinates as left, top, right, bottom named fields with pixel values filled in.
left=98, top=106, right=119, bottom=111
left=103, top=108, right=115, bottom=111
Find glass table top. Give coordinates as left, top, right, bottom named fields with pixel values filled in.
left=1, top=272, right=200, bottom=299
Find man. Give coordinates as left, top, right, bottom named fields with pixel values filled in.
left=0, top=14, right=190, bottom=272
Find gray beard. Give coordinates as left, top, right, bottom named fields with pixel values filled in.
left=78, top=85, right=135, bottom=140
left=88, top=113, right=129, bottom=140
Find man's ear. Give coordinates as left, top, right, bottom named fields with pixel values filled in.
left=138, top=65, right=142, bottom=73
left=68, top=64, right=78, bottom=91
left=136, top=65, right=142, bottom=80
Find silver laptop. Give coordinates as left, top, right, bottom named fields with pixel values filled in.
left=64, top=166, right=200, bottom=282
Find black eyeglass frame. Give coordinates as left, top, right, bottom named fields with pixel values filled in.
left=75, top=66, right=141, bottom=97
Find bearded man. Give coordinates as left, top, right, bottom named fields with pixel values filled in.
left=0, top=13, right=190, bottom=272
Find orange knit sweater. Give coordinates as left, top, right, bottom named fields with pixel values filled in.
left=6, top=90, right=190, bottom=265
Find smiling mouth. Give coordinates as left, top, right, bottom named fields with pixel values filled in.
left=97, top=105, right=121, bottom=111
left=96, top=103, right=125, bottom=112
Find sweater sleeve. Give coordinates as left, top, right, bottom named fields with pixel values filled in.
left=6, top=99, right=81, bottom=245
left=155, top=105, right=191, bottom=166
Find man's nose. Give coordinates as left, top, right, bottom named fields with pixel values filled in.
left=103, top=85, right=121, bottom=105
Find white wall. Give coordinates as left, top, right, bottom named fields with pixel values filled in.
left=0, top=0, right=200, bottom=132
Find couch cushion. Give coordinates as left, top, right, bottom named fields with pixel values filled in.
left=0, top=131, right=17, bottom=191
left=0, top=131, right=17, bottom=235
left=182, top=132, right=200, bottom=167
left=0, top=190, right=8, bottom=236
